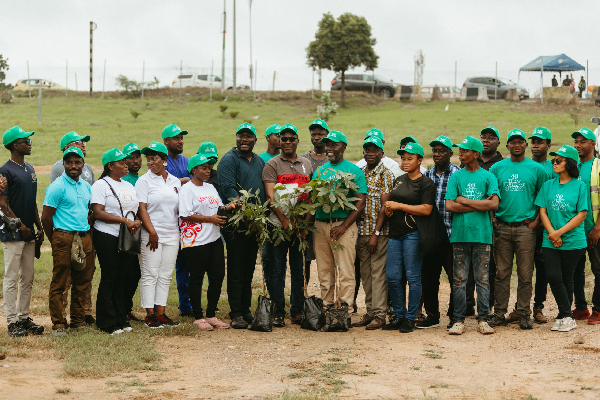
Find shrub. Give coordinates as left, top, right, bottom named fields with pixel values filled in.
left=229, top=111, right=239, bottom=119
left=316, top=91, right=338, bottom=122
left=219, top=104, right=228, bottom=114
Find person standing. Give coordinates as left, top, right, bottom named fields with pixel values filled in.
left=390, top=136, right=427, bottom=178
left=259, top=124, right=281, bottom=163
left=445, top=136, right=500, bottom=335
left=122, top=143, right=142, bottom=186
left=262, top=124, right=313, bottom=327
left=137, top=141, right=181, bottom=329
left=42, top=147, right=94, bottom=337
left=355, top=129, right=399, bottom=171
left=488, top=129, right=546, bottom=330
left=552, top=75, right=558, bottom=87
left=534, top=145, right=588, bottom=332
left=419, top=135, right=460, bottom=330
left=579, top=76, right=586, bottom=98
left=572, top=127, right=600, bottom=324
left=198, top=141, right=219, bottom=191
left=162, top=124, right=194, bottom=318
left=312, top=131, right=366, bottom=315
left=218, top=123, right=266, bottom=329
left=0, top=126, right=44, bottom=337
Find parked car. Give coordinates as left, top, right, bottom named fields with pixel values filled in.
left=463, top=77, right=529, bottom=100
left=420, top=85, right=461, bottom=101
left=13, top=79, right=65, bottom=91
left=172, top=74, right=237, bottom=90
left=331, top=73, right=396, bottom=98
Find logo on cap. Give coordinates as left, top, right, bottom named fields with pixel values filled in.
left=172, top=125, right=179, bottom=132
left=462, top=138, right=468, bottom=144
left=206, top=147, right=216, bottom=152
left=330, top=132, right=337, bottom=137
left=406, top=144, right=413, bottom=150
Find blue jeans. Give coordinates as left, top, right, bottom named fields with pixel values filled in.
left=269, top=239, right=305, bottom=318
left=452, top=243, right=490, bottom=322
left=386, top=231, right=423, bottom=321
left=175, top=252, right=193, bottom=313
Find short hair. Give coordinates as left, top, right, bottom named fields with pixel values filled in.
left=565, top=158, right=579, bottom=179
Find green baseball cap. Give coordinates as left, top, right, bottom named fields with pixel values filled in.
left=429, top=135, right=453, bottom=149
left=397, top=142, right=424, bottom=157
left=141, top=141, right=169, bottom=156
left=59, top=131, right=90, bottom=151
left=187, top=154, right=210, bottom=173
left=265, top=124, right=281, bottom=139
left=162, top=124, right=188, bottom=139
left=453, top=136, right=484, bottom=153
left=321, top=130, right=347, bottom=145
left=400, top=136, right=418, bottom=147
left=506, top=129, right=527, bottom=142
left=550, top=144, right=579, bottom=162
left=63, top=147, right=84, bottom=161
left=529, top=126, right=552, bottom=141
left=236, top=122, right=257, bottom=136
left=198, top=141, right=218, bottom=158
left=279, top=124, right=298, bottom=135
left=309, top=119, right=329, bottom=132
left=481, top=126, right=500, bottom=141
left=2, top=126, right=34, bottom=147
left=122, top=142, right=141, bottom=156
left=365, top=129, right=384, bottom=141
left=571, top=127, right=596, bottom=142
left=102, top=148, right=131, bottom=166
left=363, top=136, right=383, bottom=150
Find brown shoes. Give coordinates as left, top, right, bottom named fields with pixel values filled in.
left=533, top=305, right=548, bottom=324
left=365, top=317, right=386, bottom=330
left=290, top=315, right=302, bottom=325
left=351, top=314, right=373, bottom=327
left=506, top=309, right=520, bottom=324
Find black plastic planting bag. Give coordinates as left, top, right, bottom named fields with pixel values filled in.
left=300, top=296, right=325, bottom=331
left=321, top=302, right=349, bottom=332
left=250, top=295, right=276, bottom=332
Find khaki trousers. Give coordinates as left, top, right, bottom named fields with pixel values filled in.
left=2, top=240, right=35, bottom=324
left=313, top=220, right=358, bottom=307
left=62, top=244, right=96, bottom=318
left=356, top=235, right=389, bottom=319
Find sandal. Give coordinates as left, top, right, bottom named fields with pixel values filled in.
left=205, top=317, right=230, bottom=329
left=193, top=319, right=214, bottom=331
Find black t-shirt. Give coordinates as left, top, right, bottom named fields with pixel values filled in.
left=388, top=174, right=435, bottom=238
left=0, top=160, right=38, bottom=234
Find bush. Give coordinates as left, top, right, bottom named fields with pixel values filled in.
left=219, top=104, right=228, bottom=114
left=229, top=111, right=239, bottom=119
left=316, top=91, right=338, bottom=122
left=0, top=90, right=12, bottom=104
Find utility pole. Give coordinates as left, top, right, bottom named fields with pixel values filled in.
left=318, top=69, right=322, bottom=91
left=221, top=0, right=226, bottom=94
left=90, top=21, right=97, bottom=97
left=272, top=71, right=276, bottom=93
left=248, top=0, right=253, bottom=93
left=233, top=0, right=237, bottom=94
left=254, top=60, right=257, bottom=100
left=75, top=73, right=78, bottom=92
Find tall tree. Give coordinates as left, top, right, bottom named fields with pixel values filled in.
left=0, top=55, right=10, bottom=91
left=306, top=13, right=378, bottom=106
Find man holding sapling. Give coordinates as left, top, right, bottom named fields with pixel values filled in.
left=312, top=131, right=367, bottom=313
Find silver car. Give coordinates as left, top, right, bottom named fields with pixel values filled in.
left=463, top=77, right=529, bottom=100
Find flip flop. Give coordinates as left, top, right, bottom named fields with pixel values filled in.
left=193, top=319, right=214, bottom=331
left=205, top=317, right=230, bottom=329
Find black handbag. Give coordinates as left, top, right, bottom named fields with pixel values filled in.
left=102, top=179, right=141, bottom=254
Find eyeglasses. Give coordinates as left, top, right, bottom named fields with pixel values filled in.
left=71, top=140, right=86, bottom=145
left=551, top=158, right=565, bottom=165
left=280, top=137, right=298, bottom=143
left=15, top=139, right=32, bottom=145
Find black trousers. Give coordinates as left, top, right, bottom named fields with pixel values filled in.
left=93, top=230, right=127, bottom=330
left=533, top=229, right=548, bottom=309
left=466, top=247, right=495, bottom=311
left=182, top=238, right=226, bottom=319
left=422, top=243, right=454, bottom=320
left=224, top=228, right=258, bottom=318
left=122, top=252, right=141, bottom=313
left=543, top=247, right=586, bottom=319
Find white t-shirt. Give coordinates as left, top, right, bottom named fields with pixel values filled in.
left=355, top=155, right=399, bottom=172
left=179, top=182, right=223, bottom=248
left=136, top=171, right=181, bottom=245
left=91, top=177, right=139, bottom=237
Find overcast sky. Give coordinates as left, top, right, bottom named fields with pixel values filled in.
left=2, top=0, right=599, bottom=92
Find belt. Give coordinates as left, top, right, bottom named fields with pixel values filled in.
left=496, top=219, right=530, bottom=227
left=54, top=228, right=89, bottom=237
left=316, top=218, right=345, bottom=223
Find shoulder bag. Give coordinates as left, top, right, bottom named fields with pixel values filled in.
left=102, top=179, right=141, bottom=254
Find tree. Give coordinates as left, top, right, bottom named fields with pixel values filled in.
left=0, top=55, right=11, bottom=91
left=306, top=13, right=378, bottom=106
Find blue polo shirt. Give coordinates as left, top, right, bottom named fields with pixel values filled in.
left=166, top=154, right=192, bottom=180
left=43, top=172, right=91, bottom=231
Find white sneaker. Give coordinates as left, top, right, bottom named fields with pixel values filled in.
left=110, top=328, right=124, bottom=336
left=558, top=317, right=577, bottom=332
left=448, top=322, right=465, bottom=335
left=551, top=318, right=563, bottom=331
left=478, top=321, right=495, bottom=335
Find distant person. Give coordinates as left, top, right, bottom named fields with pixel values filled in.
left=197, top=141, right=219, bottom=192
left=551, top=75, right=558, bottom=87
left=259, top=124, right=281, bottom=162
left=570, top=74, right=576, bottom=94
left=579, top=76, right=586, bottom=98
left=563, top=75, right=571, bottom=88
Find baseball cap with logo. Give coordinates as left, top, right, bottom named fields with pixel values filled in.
left=141, top=141, right=169, bottom=156
left=506, top=129, right=527, bottom=142
left=122, top=142, right=141, bottom=156
left=397, top=142, right=424, bottom=157
left=236, top=122, right=257, bottom=136
left=63, top=147, right=85, bottom=161
left=3, top=126, right=35, bottom=147
left=102, top=148, right=131, bottom=166
left=550, top=144, right=579, bottom=162
left=321, top=130, right=347, bottom=145
left=187, top=154, right=210, bottom=173
left=198, top=141, right=218, bottom=159
left=162, top=124, right=188, bottom=139
left=400, top=136, right=418, bottom=147
left=429, top=135, right=453, bottom=149
left=265, top=124, right=281, bottom=139
left=59, top=131, right=90, bottom=151
left=309, top=119, right=329, bottom=132
left=481, top=126, right=500, bottom=141
left=529, top=126, right=552, bottom=140
left=363, top=136, right=384, bottom=150
left=279, top=124, right=298, bottom=136
left=453, top=136, right=484, bottom=153
left=365, top=128, right=384, bottom=141
left=571, top=127, right=596, bottom=142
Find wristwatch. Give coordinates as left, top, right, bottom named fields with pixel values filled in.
left=374, top=230, right=380, bottom=236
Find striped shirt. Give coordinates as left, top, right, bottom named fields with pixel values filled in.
left=358, top=161, right=394, bottom=236
left=425, top=163, right=460, bottom=237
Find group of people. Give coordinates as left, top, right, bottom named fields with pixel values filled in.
left=551, top=74, right=586, bottom=97
left=1, top=118, right=599, bottom=338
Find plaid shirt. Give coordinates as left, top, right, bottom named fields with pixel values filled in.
left=424, top=163, right=460, bottom=237
left=358, top=161, right=394, bottom=236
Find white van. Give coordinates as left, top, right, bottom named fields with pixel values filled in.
left=172, top=74, right=234, bottom=90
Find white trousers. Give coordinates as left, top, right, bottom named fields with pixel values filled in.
left=2, top=241, right=35, bottom=324
left=139, top=242, right=179, bottom=309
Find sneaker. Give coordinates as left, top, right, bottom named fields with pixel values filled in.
left=382, top=317, right=404, bottom=331
left=448, top=322, right=465, bottom=335
left=519, top=314, right=533, bottom=330
left=273, top=316, right=285, bottom=327
left=558, top=317, right=577, bottom=332
left=415, top=313, right=426, bottom=323
left=487, top=315, right=507, bottom=327
left=588, top=310, right=600, bottom=325
left=242, top=313, right=254, bottom=325
left=478, top=321, right=495, bottom=335
left=157, top=314, right=180, bottom=327
left=84, top=315, right=96, bottom=325
left=533, top=305, right=548, bottom=324
left=144, top=314, right=164, bottom=329
left=51, top=326, right=68, bottom=337
left=127, top=312, right=142, bottom=322
left=120, top=322, right=133, bottom=332
left=18, top=317, right=44, bottom=335
left=572, top=308, right=590, bottom=320
left=416, top=316, right=440, bottom=329
left=7, top=322, right=28, bottom=337
left=109, top=328, right=124, bottom=336
left=506, top=309, right=520, bottom=324
left=551, top=318, right=563, bottom=331
left=399, top=319, right=415, bottom=333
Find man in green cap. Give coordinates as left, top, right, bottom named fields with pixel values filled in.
left=572, top=127, right=600, bottom=323
left=445, top=136, right=500, bottom=335
left=198, top=141, right=219, bottom=192
left=488, top=129, right=547, bottom=330
left=355, top=129, right=399, bottom=172
left=122, top=143, right=142, bottom=186
left=50, top=131, right=95, bottom=186
left=0, top=126, right=45, bottom=337
left=390, top=136, right=426, bottom=178
left=259, top=124, right=282, bottom=162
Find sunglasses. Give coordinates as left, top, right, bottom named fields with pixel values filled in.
left=280, top=137, right=298, bottom=143
left=15, top=138, right=32, bottom=145
left=551, top=158, right=565, bottom=165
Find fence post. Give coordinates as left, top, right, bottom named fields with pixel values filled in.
left=38, top=81, right=42, bottom=124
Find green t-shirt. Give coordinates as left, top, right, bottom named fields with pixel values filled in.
left=534, top=178, right=588, bottom=250
left=578, top=158, right=595, bottom=235
left=313, top=159, right=367, bottom=221
left=535, top=159, right=557, bottom=181
left=445, top=167, right=500, bottom=244
left=490, top=157, right=547, bottom=223
left=122, top=173, right=139, bottom=186
left=259, top=152, right=279, bottom=163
